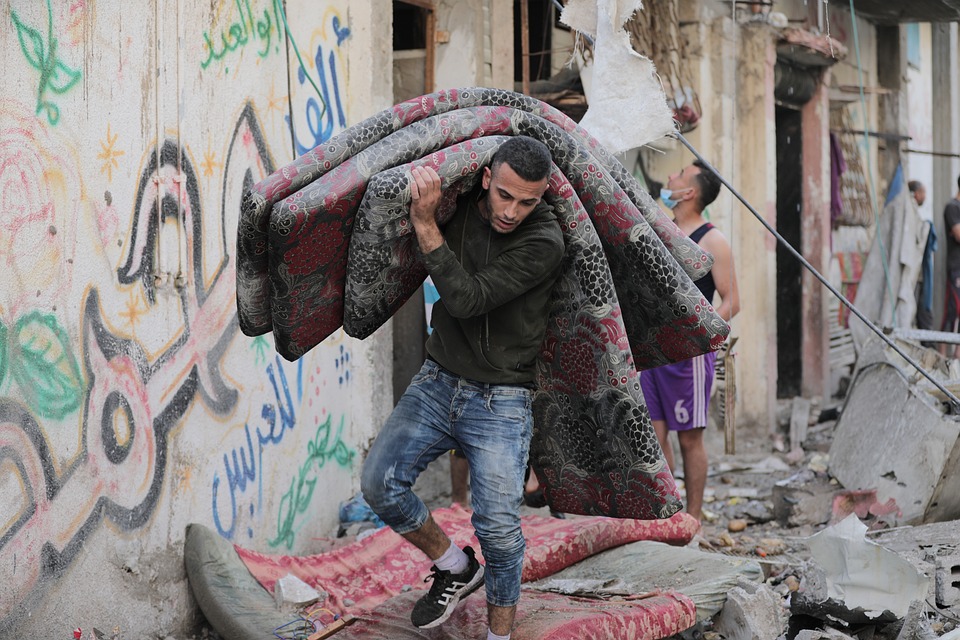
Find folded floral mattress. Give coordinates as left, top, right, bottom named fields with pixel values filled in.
left=236, top=88, right=729, bottom=519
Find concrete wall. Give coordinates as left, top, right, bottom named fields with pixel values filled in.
left=930, top=22, right=960, bottom=326
left=907, top=23, right=935, bottom=224
left=0, top=0, right=394, bottom=636
left=637, top=10, right=779, bottom=430
left=733, top=23, right=779, bottom=429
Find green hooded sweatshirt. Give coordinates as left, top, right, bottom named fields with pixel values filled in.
left=422, top=188, right=564, bottom=385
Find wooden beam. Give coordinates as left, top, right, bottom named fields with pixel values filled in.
left=425, top=7, right=435, bottom=92
left=396, top=0, right=434, bottom=10
left=520, top=0, right=530, bottom=95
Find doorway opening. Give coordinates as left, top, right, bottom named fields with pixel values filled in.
left=776, top=106, right=803, bottom=398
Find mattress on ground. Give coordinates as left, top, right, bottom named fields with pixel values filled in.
left=335, top=588, right=697, bottom=640
left=528, top=539, right=764, bottom=622
left=234, top=504, right=699, bottom=617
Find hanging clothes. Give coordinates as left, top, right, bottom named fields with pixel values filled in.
left=917, top=220, right=938, bottom=330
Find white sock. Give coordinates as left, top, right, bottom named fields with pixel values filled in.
left=487, top=630, right=510, bottom=640
left=434, top=542, right=469, bottom=574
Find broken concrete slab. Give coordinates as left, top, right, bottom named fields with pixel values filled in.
left=867, top=519, right=960, bottom=616
left=773, top=469, right=841, bottom=527
left=894, top=599, right=939, bottom=640
left=714, top=578, right=786, bottom=640
left=527, top=539, right=763, bottom=622
left=936, top=554, right=960, bottom=608
left=791, top=560, right=898, bottom=626
left=798, top=516, right=928, bottom=622
left=828, top=337, right=960, bottom=525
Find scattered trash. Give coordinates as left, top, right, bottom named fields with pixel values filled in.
left=757, top=538, right=786, bottom=556
left=807, top=454, right=829, bottom=475
left=728, top=519, right=747, bottom=533
left=337, top=493, right=385, bottom=538
left=830, top=488, right=901, bottom=525
left=718, top=532, right=736, bottom=547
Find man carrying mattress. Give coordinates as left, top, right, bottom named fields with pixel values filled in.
left=361, top=136, right=564, bottom=640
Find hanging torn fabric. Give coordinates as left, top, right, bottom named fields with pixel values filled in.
left=560, top=0, right=677, bottom=154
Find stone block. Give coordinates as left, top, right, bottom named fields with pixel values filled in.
left=773, top=469, right=839, bottom=527
left=936, top=555, right=960, bottom=608
left=274, top=573, right=324, bottom=610
left=714, top=578, right=786, bottom=640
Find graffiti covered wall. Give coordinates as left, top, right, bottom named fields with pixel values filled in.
left=0, top=1, right=392, bottom=635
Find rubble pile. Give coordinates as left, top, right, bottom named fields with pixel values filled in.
left=664, top=386, right=960, bottom=640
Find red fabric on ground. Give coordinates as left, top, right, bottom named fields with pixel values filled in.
left=334, top=589, right=697, bottom=640
left=235, top=504, right=698, bottom=617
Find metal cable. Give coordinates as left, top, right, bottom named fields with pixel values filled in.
left=676, top=132, right=960, bottom=413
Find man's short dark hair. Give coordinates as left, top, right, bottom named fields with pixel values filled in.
left=909, top=180, right=923, bottom=194
left=957, top=173, right=960, bottom=192
left=491, top=136, right=552, bottom=182
left=692, top=160, right=722, bottom=211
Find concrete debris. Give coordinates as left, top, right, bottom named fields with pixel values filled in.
left=794, top=629, right=857, bottom=640
left=936, top=554, right=960, bottom=608
left=273, top=573, right=325, bottom=611
left=714, top=578, right=786, bottom=640
left=716, top=456, right=792, bottom=475
left=800, top=516, right=928, bottom=620
left=829, top=337, right=960, bottom=525
left=895, top=600, right=939, bottom=640
left=790, top=396, right=812, bottom=454
left=791, top=559, right=898, bottom=625
left=773, top=469, right=840, bottom=527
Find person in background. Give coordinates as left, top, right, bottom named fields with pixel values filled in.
left=909, top=180, right=926, bottom=209
left=909, top=180, right=936, bottom=338
left=940, top=175, right=960, bottom=357
left=640, top=160, right=739, bottom=524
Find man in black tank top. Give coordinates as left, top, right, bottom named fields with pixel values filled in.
left=939, top=174, right=960, bottom=357
left=640, top=161, right=740, bottom=523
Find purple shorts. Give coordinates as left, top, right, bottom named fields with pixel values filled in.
left=639, top=352, right=716, bottom=431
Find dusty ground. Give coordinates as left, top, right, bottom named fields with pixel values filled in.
left=410, top=398, right=960, bottom=639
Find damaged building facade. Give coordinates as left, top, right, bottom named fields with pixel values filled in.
left=633, top=1, right=960, bottom=430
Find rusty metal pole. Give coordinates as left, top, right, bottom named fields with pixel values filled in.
left=520, top=0, right=530, bottom=95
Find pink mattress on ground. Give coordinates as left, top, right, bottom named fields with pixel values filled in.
left=335, top=588, right=697, bottom=640
left=235, top=504, right=699, bottom=617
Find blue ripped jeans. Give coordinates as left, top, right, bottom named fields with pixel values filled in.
left=361, top=359, right=533, bottom=608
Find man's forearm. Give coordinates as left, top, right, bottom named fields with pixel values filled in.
left=413, top=218, right=445, bottom=254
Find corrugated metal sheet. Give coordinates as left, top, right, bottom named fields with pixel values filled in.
left=851, top=0, right=960, bottom=24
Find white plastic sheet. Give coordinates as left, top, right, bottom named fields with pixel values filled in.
left=560, top=0, right=676, bottom=154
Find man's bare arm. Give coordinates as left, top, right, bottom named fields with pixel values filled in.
left=702, top=230, right=740, bottom=322
left=951, top=222, right=960, bottom=244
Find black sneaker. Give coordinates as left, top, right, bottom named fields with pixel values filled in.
left=410, top=546, right=485, bottom=629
